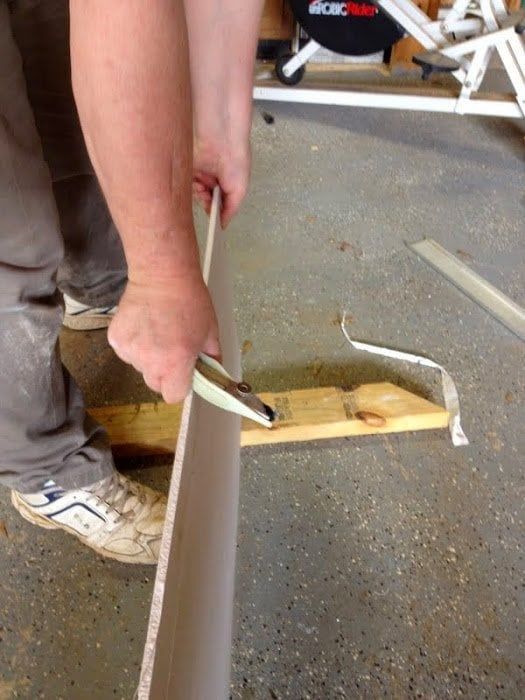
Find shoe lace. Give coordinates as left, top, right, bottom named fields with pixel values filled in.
left=86, top=472, right=145, bottom=521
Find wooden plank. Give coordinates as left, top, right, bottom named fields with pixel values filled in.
left=301, top=62, right=391, bottom=76
left=389, top=0, right=438, bottom=71
left=137, top=190, right=241, bottom=699
left=254, top=74, right=519, bottom=100
left=243, top=382, right=449, bottom=445
left=91, top=402, right=182, bottom=456
left=259, top=0, right=294, bottom=39
left=440, top=0, right=520, bottom=8
left=90, top=382, right=449, bottom=456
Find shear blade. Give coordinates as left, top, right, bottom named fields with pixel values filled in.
left=193, top=354, right=274, bottom=428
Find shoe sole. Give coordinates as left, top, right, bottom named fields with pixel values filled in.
left=63, top=314, right=113, bottom=331
left=11, top=491, right=157, bottom=566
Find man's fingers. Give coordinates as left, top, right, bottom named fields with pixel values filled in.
left=108, top=328, right=137, bottom=367
left=192, top=181, right=213, bottom=213
left=160, top=355, right=195, bottom=405
left=192, top=180, right=207, bottom=192
left=192, top=181, right=210, bottom=198
left=143, top=372, right=162, bottom=394
left=220, top=187, right=245, bottom=229
left=193, top=191, right=212, bottom=215
left=202, top=325, right=221, bottom=361
left=194, top=170, right=217, bottom=190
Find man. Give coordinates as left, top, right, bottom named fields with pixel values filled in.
left=0, top=0, right=263, bottom=564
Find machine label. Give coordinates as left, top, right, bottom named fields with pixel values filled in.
left=308, top=0, right=378, bottom=17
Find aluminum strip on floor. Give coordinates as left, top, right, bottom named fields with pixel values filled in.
left=409, top=238, right=525, bottom=341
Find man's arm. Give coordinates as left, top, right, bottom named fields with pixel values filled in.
left=184, top=0, right=265, bottom=227
left=69, top=0, right=219, bottom=403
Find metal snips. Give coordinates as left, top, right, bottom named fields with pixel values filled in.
left=192, top=353, right=275, bottom=428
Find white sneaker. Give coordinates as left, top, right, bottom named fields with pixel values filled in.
left=11, top=472, right=166, bottom=565
left=63, top=293, right=117, bottom=330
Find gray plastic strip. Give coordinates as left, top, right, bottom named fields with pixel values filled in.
left=137, top=189, right=240, bottom=699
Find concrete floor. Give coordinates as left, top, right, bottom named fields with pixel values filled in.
left=0, top=88, right=523, bottom=699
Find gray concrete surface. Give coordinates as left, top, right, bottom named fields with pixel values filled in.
left=1, top=89, right=524, bottom=699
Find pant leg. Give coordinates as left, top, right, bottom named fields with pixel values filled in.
left=0, top=1, right=114, bottom=492
left=54, top=175, right=128, bottom=307
left=10, top=0, right=127, bottom=307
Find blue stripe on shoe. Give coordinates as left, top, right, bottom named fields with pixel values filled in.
left=43, top=489, right=65, bottom=503
left=30, top=489, right=65, bottom=507
left=69, top=307, right=113, bottom=317
left=46, top=502, right=107, bottom=522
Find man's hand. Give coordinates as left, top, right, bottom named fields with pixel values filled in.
left=107, top=272, right=220, bottom=404
left=70, top=0, right=263, bottom=403
left=184, top=0, right=264, bottom=229
left=70, top=2, right=215, bottom=405
left=192, top=137, right=250, bottom=229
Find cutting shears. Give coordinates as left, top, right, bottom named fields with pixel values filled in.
left=192, top=354, right=275, bottom=428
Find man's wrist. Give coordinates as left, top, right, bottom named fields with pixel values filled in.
left=195, top=91, right=253, bottom=149
left=124, top=225, right=202, bottom=287
left=127, top=261, right=205, bottom=292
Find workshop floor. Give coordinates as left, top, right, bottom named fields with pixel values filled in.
left=1, top=80, right=523, bottom=699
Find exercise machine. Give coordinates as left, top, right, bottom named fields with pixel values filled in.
left=254, top=0, right=525, bottom=118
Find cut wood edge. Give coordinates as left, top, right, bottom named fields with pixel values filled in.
left=89, top=382, right=449, bottom=456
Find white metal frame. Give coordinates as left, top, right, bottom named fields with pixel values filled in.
left=254, top=0, right=525, bottom=119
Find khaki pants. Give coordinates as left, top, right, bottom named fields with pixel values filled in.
left=0, top=0, right=126, bottom=491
